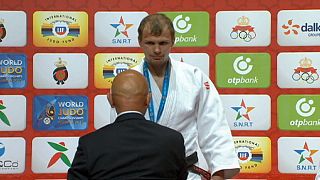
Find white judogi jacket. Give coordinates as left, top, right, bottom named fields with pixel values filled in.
left=111, top=59, right=240, bottom=179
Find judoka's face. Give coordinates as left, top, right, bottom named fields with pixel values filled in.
left=139, top=27, right=174, bottom=66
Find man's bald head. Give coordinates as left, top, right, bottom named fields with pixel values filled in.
left=108, top=70, right=150, bottom=114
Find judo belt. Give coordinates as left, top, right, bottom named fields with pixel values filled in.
left=186, top=152, right=211, bottom=180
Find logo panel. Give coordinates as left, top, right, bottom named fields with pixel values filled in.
left=216, top=11, right=271, bottom=47
left=278, top=52, right=320, bottom=88
left=221, top=95, right=271, bottom=130
left=33, top=95, right=88, bottom=131
left=170, top=53, right=209, bottom=76
left=278, top=95, right=320, bottom=130
left=32, top=137, right=78, bottom=173
left=33, top=11, right=88, bottom=47
left=160, top=11, right=209, bottom=47
left=0, top=53, right=27, bottom=89
left=278, top=137, right=320, bottom=173
left=94, top=95, right=113, bottom=129
left=216, top=53, right=271, bottom=88
left=0, top=95, right=26, bottom=131
left=94, top=53, right=144, bottom=89
left=234, top=136, right=271, bottom=173
left=0, top=137, right=25, bottom=174
left=95, top=12, right=148, bottom=47
left=33, top=53, right=88, bottom=89
left=0, top=11, right=26, bottom=47
left=278, top=10, right=320, bottom=46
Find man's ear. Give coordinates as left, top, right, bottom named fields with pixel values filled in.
left=107, top=93, right=114, bottom=108
left=145, top=92, right=151, bottom=107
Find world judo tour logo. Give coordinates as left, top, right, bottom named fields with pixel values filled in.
left=294, top=142, right=318, bottom=171
left=47, top=141, right=71, bottom=168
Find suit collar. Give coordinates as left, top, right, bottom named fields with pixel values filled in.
left=115, top=112, right=146, bottom=123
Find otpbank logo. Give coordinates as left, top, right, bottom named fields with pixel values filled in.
left=278, top=52, right=320, bottom=88
left=221, top=95, right=271, bottom=130
left=33, top=95, right=88, bottom=131
left=94, top=53, right=144, bottom=89
left=0, top=138, right=25, bottom=174
left=216, top=11, right=271, bottom=47
left=234, top=136, right=271, bottom=173
left=95, top=12, right=148, bottom=47
left=33, top=11, right=88, bottom=47
left=160, top=12, right=209, bottom=47
left=0, top=11, right=26, bottom=47
left=33, top=53, right=88, bottom=89
left=278, top=10, right=320, bottom=46
left=216, top=53, right=270, bottom=88
left=278, top=137, right=320, bottom=173
left=0, top=95, right=26, bottom=131
left=278, top=95, right=320, bottom=130
left=32, top=137, right=78, bottom=173
left=0, top=53, right=27, bottom=89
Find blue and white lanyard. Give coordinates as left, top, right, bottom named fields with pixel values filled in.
left=143, top=61, right=170, bottom=123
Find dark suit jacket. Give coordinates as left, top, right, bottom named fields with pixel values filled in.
left=68, top=112, right=187, bottom=180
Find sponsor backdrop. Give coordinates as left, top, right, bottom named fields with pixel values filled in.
left=0, top=0, right=320, bottom=179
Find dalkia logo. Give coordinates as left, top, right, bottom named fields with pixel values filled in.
left=47, top=141, right=71, bottom=168
left=110, top=16, right=133, bottom=44
left=231, top=99, right=255, bottom=127
left=0, top=100, right=10, bottom=126
left=0, top=19, right=6, bottom=42
left=230, top=16, right=256, bottom=42
left=282, top=19, right=320, bottom=37
left=292, top=57, right=319, bottom=84
left=294, top=142, right=319, bottom=171
left=53, top=58, right=68, bottom=85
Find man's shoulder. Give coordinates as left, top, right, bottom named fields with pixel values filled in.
left=79, top=123, right=115, bottom=142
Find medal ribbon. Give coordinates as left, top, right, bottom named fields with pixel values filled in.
left=143, top=61, right=170, bottom=123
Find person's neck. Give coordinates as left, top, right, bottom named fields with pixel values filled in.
left=147, top=60, right=169, bottom=77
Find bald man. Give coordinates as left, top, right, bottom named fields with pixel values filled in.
left=68, top=70, right=188, bottom=180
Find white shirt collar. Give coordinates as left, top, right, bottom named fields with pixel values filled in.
left=117, top=111, right=144, bottom=118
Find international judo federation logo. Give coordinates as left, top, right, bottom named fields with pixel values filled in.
left=233, top=56, right=253, bottom=75
left=47, top=141, right=71, bottom=168
left=236, top=146, right=263, bottom=164
left=173, top=14, right=192, bottom=34
left=0, top=100, right=10, bottom=126
left=110, top=16, right=133, bottom=38
left=231, top=99, right=255, bottom=121
left=53, top=58, right=68, bottom=85
left=230, top=16, right=256, bottom=42
left=282, top=19, right=300, bottom=35
left=295, top=98, right=315, bottom=117
left=292, top=57, right=319, bottom=84
left=103, top=63, right=129, bottom=79
left=41, top=21, right=80, bottom=38
left=0, top=19, right=6, bottom=42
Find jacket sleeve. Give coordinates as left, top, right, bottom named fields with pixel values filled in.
left=67, top=138, right=89, bottom=180
left=194, top=69, right=240, bottom=177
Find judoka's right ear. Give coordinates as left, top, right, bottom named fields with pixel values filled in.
left=107, top=91, right=114, bottom=108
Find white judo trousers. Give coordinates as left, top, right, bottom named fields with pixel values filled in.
left=111, top=59, right=240, bottom=179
